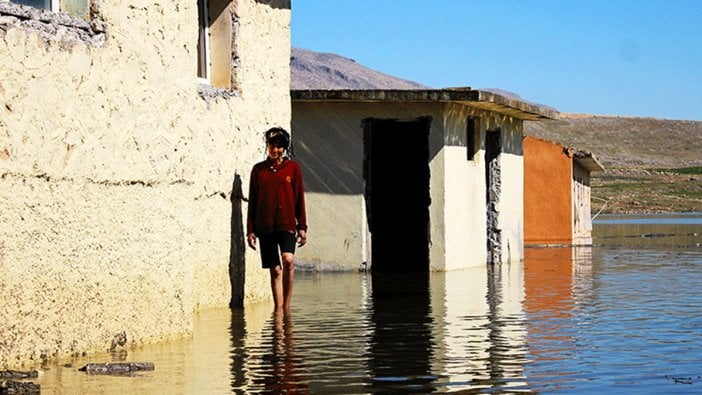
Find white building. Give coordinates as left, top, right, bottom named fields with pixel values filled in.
left=291, top=89, right=556, bottom=272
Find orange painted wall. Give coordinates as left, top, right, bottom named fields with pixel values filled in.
left=524, top=136, right=573, bottom=245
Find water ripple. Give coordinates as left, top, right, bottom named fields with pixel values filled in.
left=34, top=234, right=702, bottom=393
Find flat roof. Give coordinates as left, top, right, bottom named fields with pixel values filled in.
left=526, top=136, right=605, bottom=173
left=573, top=150, right=605, bottom=173
left=291, top=88, right=559, bottom=121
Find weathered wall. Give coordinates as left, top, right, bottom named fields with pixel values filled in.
left=523, top=136, right=573, bottom=245
left=443, top=105, right=524, bottom=266
left=189, top=0, right=292, bottom=310
left=572, top=162, right=593, bottom=245
left=292, top=100, right=525, bottom=271
left=494, top=116, right=525, bottom=264
left=291, top=101, right=446, bottom=271
left=442, top=105, right=483, bottom=269
left=289, top=102, right=367, bottom=270
left=0, top=0, right=290, bottom=368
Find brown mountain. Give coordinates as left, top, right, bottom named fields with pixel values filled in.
left=291, top=47, right=429, bottom=90
left=291, top=48, right=702, bottom=213
left=524, top=114, right=702, bottom=169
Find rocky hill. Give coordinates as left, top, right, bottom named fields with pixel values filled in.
left=291, top=47, right=429, bottom=90
left=292, top=48, right=702, bottom=213
left=524, top=114, right=702, bottom=169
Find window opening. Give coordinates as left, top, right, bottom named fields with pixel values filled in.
left=197, top=0, right=233, bottom=88
left=10, top=0, right=53, bottom=11
left=466, top=117, right=480, bottom=161
left=197, top=0, right=211, bottom=81
left=10, top=0, right=89, bottom=19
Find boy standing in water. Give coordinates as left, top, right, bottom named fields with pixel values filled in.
left=247, top=127, right=307, bottom=309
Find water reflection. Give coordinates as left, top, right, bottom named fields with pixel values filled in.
left=524, top=247, right=576, bottom=321
left=369, top=273, right=435, bottom=392
left=594, top=212, right=702, bottom=247
left=430, top=263, right=529, bottom=392
left=523, top=247, right=594, bottom=392
left=230, top=303, right=310, bottom=393
left=258, top=309, right=308, bottom=392
left=29, top=215, right=702, bottom=393
left=230, top=307, right=246, bottom=392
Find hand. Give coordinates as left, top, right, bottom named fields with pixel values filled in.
left=297, top=229, right=307, bottom=247
left=247, top=233, right=257, bottom=250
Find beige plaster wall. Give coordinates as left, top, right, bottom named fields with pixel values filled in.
left=428, top=147, right=448, bottom=271
left=441, top=105, right=524, bottom=268
left=292, top=101, right=446, bottom=271
left=292, top=101, right=523, bottom=272
left=441, top=145, right=487, bottom=269
left=572, top=163, right=593, bottom=245
left=441, top=105, right=485, bottom=270
left=296, top=194, right=367, bottom=270
left=494, top=118, right=525, bottom=264
left=0, top=0, right=290, bottom=368
left=0, top=177, right=194, bottom=365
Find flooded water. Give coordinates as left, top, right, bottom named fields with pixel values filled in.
left=28, top=214, right=702, bottom=393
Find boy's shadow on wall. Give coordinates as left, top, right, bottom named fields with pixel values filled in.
left=229, top=173, right=246, bottom=308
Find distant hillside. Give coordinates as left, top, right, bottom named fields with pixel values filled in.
left=291, top=47, right=430, bottom=90
left=291, top=48, right=702, bottom=213
left=524, top=114, right=702, bottom=169
left=291, top=48, right=551, bottom=109
left=525, top=114, right=702, bottom=213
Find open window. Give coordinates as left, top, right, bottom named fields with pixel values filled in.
left=197, top=0, right=234, bottom=89
left=10, top=0, right=89, bottom=19
left=466, top=117, right=480, bottom=161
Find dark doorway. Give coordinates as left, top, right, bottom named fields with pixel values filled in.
left=362, top=117, right=432, bottom=272
left=485, top=129, right=502, bottom=264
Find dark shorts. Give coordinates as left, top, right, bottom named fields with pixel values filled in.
left=258, top=231, right=296, bottom=269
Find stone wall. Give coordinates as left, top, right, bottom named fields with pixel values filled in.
left=0, top=0, right=290, bottom=368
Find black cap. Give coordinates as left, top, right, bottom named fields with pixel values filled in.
left=265, top=127, right=290, bottom=149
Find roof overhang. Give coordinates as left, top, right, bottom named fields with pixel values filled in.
left=291, top=88, right=559, bottom=121
left=573, top=150, right=605, bottom=173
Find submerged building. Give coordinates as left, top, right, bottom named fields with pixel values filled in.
left=291, top=89, right=557, bottom=272
left=524, top=136, right=605, bottom=246
left=0, top=0, right=291, bottom=367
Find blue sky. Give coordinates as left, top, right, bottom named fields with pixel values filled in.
left=291, top=1, right=702, bottom=121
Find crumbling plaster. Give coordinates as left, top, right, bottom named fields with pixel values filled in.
left=0, top=0, right=291, bottom=368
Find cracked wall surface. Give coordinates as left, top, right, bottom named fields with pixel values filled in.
left=0, top=0, right=291, bottom=368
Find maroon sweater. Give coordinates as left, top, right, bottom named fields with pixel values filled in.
left=247, top=158, right=307, bottom=236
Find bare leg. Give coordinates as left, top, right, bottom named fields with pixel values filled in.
left=281, top=252, right=295, bottom=308
left=270, top=265, right=284, bottom=308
